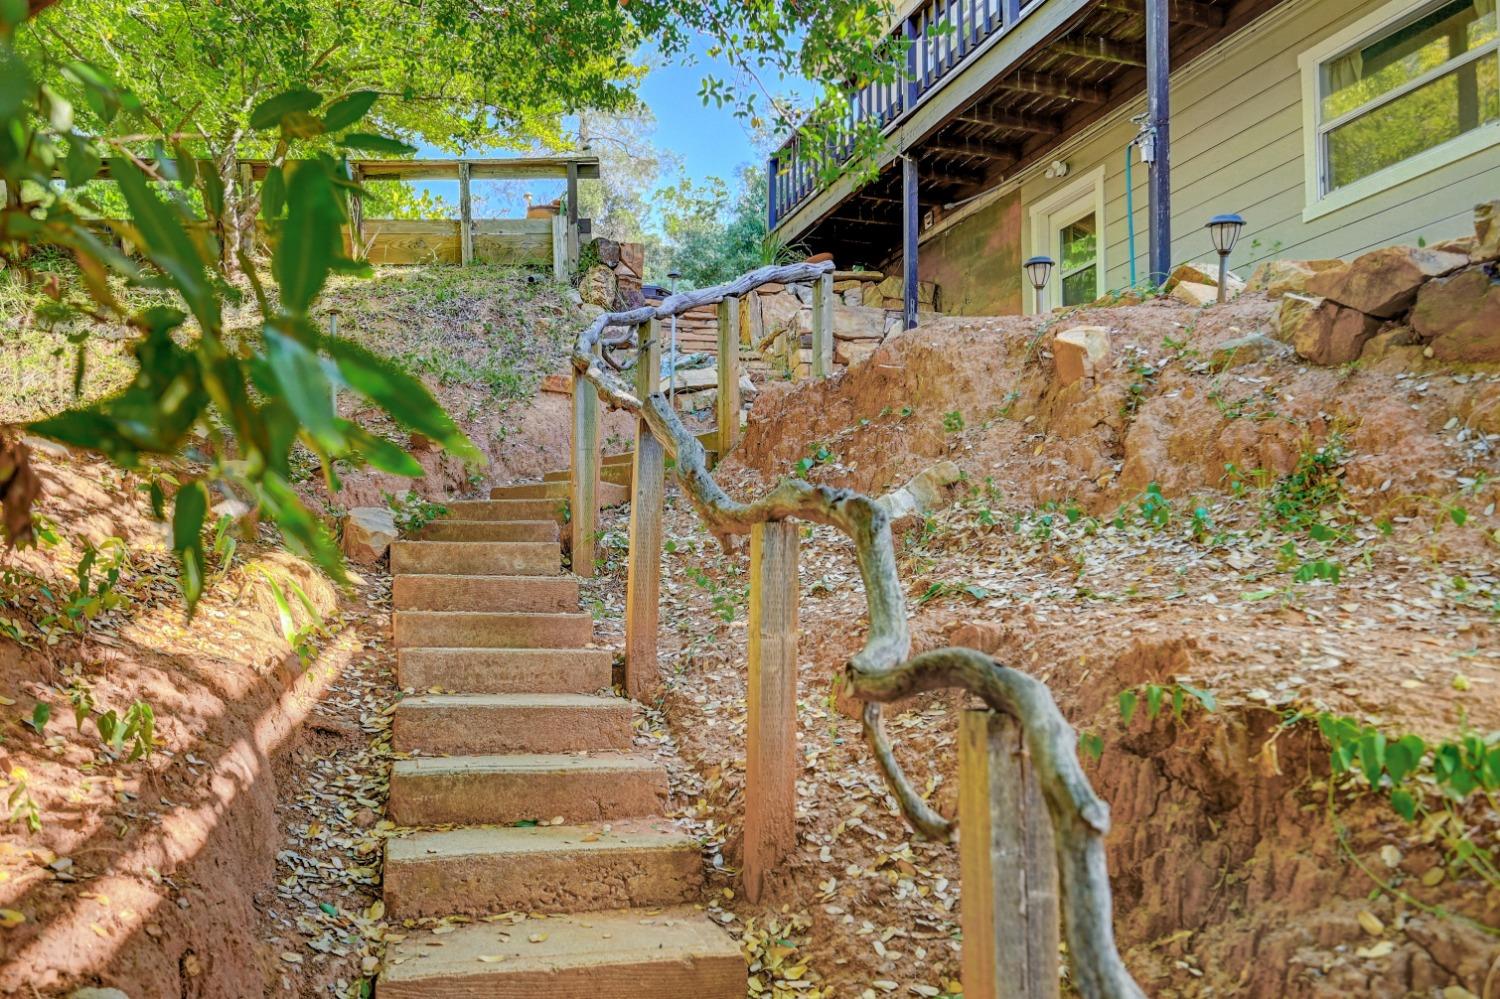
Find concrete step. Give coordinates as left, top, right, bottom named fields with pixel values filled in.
left=398, top=648, right=612, bottom=694
left=393, top=694, right=632, bottom=755
left=392, top=611, right=592, bottom=650
left=489, top=480, right=629, bottom=506
left=390, top=541, right=560, bottom=577
left=379, top=907, right=745, bottom=998
left=382, top=821, right=702, bottom=918
left=388, top=753, right=668, bottom=826
left=543, top=464, right=632, bottom=487
left=444, top=499, right=565, bottom=523
left=392, top=574, right=578, bottom=613
left=414, top=519, right=558, bottom=543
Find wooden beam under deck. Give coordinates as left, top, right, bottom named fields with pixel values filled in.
left=1096, top=0, right=1225, bottom=29
left=956, top=108, right=1063, bottom=136
left=996, top=71, right=1109, bottom=104
left=1053, top=35, right=1148, bottom=66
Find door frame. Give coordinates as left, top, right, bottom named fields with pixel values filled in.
left=1027, top=166, right=1107, bottom=314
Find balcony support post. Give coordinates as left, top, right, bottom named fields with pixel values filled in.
left=1146, top=0, right=1172, bottom=285
left=902, top=154, right=919, bottom=331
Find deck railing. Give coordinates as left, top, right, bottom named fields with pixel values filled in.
left=768, top=0, right=1037, bottom=230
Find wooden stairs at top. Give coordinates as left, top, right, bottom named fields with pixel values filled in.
left=377, top=462, right=742, bottom=997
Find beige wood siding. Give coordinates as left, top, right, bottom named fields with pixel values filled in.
left=1017, top=0, right=1500, bottom=300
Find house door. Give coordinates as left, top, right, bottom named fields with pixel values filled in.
left=1030, top=169, right=1106, bottom=313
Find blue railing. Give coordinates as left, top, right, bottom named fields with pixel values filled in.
left=768, top=0, right=1034, bottom=230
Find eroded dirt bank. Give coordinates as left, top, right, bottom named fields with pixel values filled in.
left=589, top=290, right=1499, bottom=997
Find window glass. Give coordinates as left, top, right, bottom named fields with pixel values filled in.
left=1328, top=53, right=1499, bottom=188
left=1322, top=0, right=1497, bottom=120
left=1058, top=215, right=1097, bottom=307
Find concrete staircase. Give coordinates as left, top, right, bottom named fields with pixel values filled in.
left=380, top=487, right=744, bottom=997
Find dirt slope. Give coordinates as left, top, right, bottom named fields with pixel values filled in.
left=588, top=290, right=1499, bottom=997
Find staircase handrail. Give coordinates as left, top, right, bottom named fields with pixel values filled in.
left=570, top=260, right=1145, bottom=999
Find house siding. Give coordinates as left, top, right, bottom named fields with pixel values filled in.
left=1006, top=0, right=1500, bottom=305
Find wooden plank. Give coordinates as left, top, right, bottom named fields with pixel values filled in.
left=810, top=274, right=834, bottom=378
left=458, top=162, right=474, bottom=266
left=742, top=292, right=761, bottom=350
left=471, top=231, right=552, bottom=266
left=360, top=220, right=461, bottom=265
left=745, top=520, right=799, bottom=904
left=716, top=298, right=741, bottom=456
left=552, top=213, right=567, bottom=280
left=624, top=320, right=664, bottom=699
left=570, top=340, right=602, bottom=578
left=566, top=161, right=580, bottom=272
left=959, top=710, right=1060, bottom=999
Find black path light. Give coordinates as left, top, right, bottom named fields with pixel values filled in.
left=1206, top=213, right=1246, bottom=304
left=1024, top=255, right=1055, bottom=311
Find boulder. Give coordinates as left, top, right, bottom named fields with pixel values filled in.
left=918, top=281, right=937, bottom=307
left=1306, top=245, right=1469, bottom=318
left=841, top=287, right=863, bottom=307
left=883, top=297, right=904, bottom=310
left=833, top=280, right=861, bottom=292
left=1170, top=280, right=1219, bottom=307
left=835, top=339, right=880, bottom=367
left=1166, top=260, right=1244, bottom=294
left=758, top=292, right=802, bottom=339
left=591, top=238, right=621, bottom=268
left=578, top=264, right=617, bottom=308
left=1053, top=326, right=1111, bottom=386
left=877, top=275, right=904, bottom=299
left=1275, top=293, right=1320, bottom=342
left=833, top=304, right=886, bottom=340
left=619, top=241, right=645, bottom=275
left=738, top=374, right=758, bottom=402
left=862, top=284, right=885, bottom=308
left=1246, top=259, right=1343, bottom=298
left=789, top=281, right=813, bottom=305
left=1410, top=263, right=1500, bottom=363
left=1286, top=299, right=1382, bottom=365
left=1474, top=200, right=1500, bottom=262
left=343, top=507, right=398, bottom=564
left=1210, top=333, right=1287, bottom=370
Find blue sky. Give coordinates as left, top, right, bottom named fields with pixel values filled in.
left=409, top=36, right=808, bottom=224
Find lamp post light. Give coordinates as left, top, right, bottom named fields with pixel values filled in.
left=667, top=270, right=682, bottom=409
left=1205, top=214, right=1246, bottom=304
left=1024, top=256, right=1055, bottom=312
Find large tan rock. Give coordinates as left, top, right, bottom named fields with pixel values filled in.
left=833, top=303, right=886, bottom=340
left=861, top=283, right=885, bottom=307
left=619, top=241, right=645, bottom=275
left=1287, top=299, right=1383, bottom=365
left=835, top=339, right=879, bottom=367
left=758, top=290, right=802, bottom=338
left=578, top=264, right=617, bottom=308
left=1166, top=260, right=1243, bottom=294
left=342, top=506, right=397, bottom=564
left=1474, top=200, right=1500, bottom=262
left=1410, top=264, right=1500, bottom=363
left=877, top=275, right=903, bottom=299
left=1053, top=325, right=1111, bottom=385
left=1171, top=280, right=1219, bottom=307
left=1247, top=259, right=1343, bottom=298
left=1306, top=245, right=1469, bottom=318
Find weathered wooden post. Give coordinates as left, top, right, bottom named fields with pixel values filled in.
left=457, top=161, right=474, bottom=266
left=745, top=520, right=799, bottom=903
left=811, top=271, right=834, bottom=378
left=624, top=320, right=664, bottom=697
left=566, top=160, right=581, bottom=271
left=551, top=212, right=567, bottom=280
left=959, top=709, right=1061, bottom=999
left=570, top=337, right=602, bottom=578
left=716, top=297, right=741, bottom=458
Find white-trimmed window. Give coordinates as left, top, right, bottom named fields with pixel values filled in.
left=1028, top=167, right=1106, bottom=314
left=1300, top=0, right=1499, bottom=218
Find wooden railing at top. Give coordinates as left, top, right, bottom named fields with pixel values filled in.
left=768, top=0, right=1036, bottom=230
left=568, top=261, right=1146, bottom=998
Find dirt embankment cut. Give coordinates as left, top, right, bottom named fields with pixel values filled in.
left=593, top=289, right=1499, bottom=998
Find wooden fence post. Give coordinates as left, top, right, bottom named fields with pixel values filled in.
left=457, top=161, right=474, bottom=266
left=566, top=160, right=581, bottom=271
left=570, top=338, right=601, bottom=577
left=716, top=297, right=741, bottom=458
left=745, top=519, right=799, bottom=904
left=551, top=212, right=567, bottom=280
left=624, top=320, right=664, bottom=698
left=811, top=271, right=834, bottom=378
left=959, top=709, right=1061, bottom=999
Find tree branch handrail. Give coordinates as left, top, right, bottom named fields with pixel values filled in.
left=570, top=261, right=1144, bottom=999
